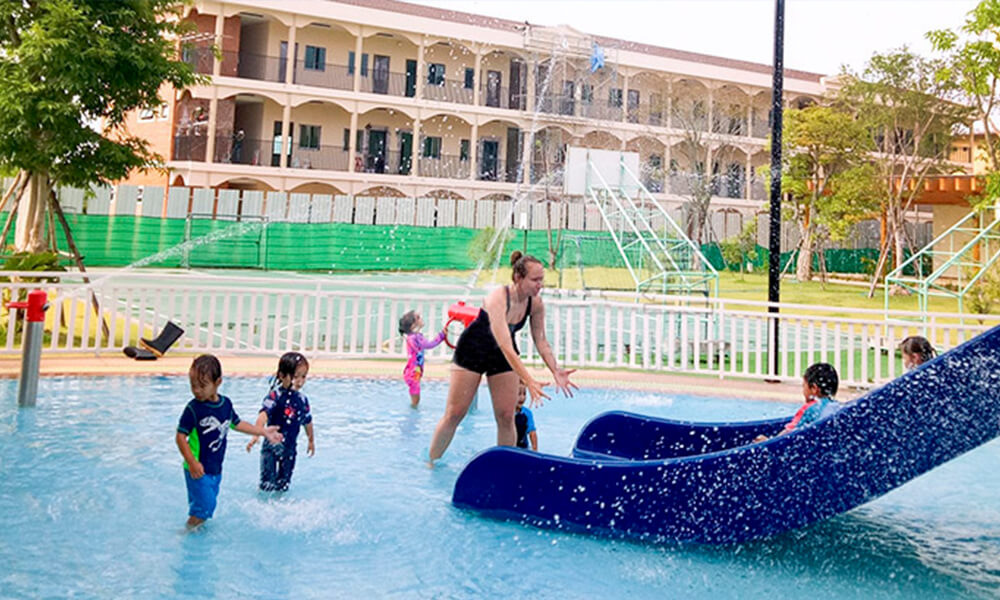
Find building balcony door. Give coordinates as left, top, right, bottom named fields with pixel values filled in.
left=373, top=55, right=390, bottom=94
left=405, top=60, right=417, bottom=97
left=505, top=127, right=521, bottom=182
left=366, top=129, right=388, bottom=173
left=486, top=70, right=502, bottom=107
left=271, top=120, right=292, bottom=167
left=398, top=131, right=413, bottom=175
left=480, top=140, right=499, bottom=180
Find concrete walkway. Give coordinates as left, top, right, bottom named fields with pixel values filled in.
left=0, top=352, right=805, bottom=403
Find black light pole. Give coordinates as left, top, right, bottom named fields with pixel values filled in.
left=768, top=0, right=785, bottom=378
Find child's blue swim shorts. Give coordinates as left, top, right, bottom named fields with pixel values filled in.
left=184, top=470, right=222, bottom=520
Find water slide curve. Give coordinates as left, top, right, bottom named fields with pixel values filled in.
left=452, top=326, right=1000, bottom=544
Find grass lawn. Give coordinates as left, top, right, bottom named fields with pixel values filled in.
left=455, top=266, right=966, bottom=316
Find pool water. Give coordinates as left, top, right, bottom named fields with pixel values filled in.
left=1, top=375, right=999, bottom=599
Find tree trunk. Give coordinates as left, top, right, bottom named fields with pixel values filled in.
left=796, top=226, right=813, bottom=282
left=14, top=172, right=50, bottom=253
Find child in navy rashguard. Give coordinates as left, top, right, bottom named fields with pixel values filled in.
left=246, top=352, right=314, bottom=492
left=515, top=382, right=538, bottom=451
left=176, top=354, right=282, bottom=529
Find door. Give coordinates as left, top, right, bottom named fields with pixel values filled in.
left=367, top=129, right=387, bottom=173
left=505, top=127, right=520, bottom=182
left=509, top=58, right=524, bottom=110
left=373, top=55, right=390, bottom=94
left=480, top=140, right=499, bottom=181
left=271, top=120, right=293, bottom=167
left=398, top=131, right=413, bottom=175
left=278, top=41, right=287, bottom=83
left=405, top=59, right=417, bottom=97
left=627, top=89, right=640, bottom=122
left=486, top=70, right=502, bottom=107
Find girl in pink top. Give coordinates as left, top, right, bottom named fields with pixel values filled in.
left=399, top=310, right=446, bottom=408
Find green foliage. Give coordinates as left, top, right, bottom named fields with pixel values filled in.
left=0, top=250, right=65, bottom=335
left=966, top=263, right=1000, bottom=318
left=718, top=219, right=758, bottom=279
left=0, top=0, right=203, bottom=187
left=468, top=226, right=515, bottom=266
left=928, top=0, right=1000, bottom=173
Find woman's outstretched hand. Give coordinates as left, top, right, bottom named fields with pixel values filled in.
left=553, top=368, right=579, bottom=397
left=526, top=376, right=551, bottom=408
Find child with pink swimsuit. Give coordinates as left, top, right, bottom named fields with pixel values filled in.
left=399, top=310, right=446, bottom=408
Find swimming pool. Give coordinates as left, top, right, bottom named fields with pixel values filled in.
left=1, top=375, right=998, bottom=599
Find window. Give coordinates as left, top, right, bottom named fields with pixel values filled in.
left=299, top=125, right=321, bottom=149
left=422, top=136, right=442, bottom=158
left=580, top=83, right=593, bottom=105
left=464, top=68, right=475, bottom=90
left=608, top=88, right=623, bottom=108
left=460, top=139, right=470, bottom=161
left=428, top=63, right=445, bottom=86
left=304, top=46, right=326, bottom=71
left=347, top=52, right=369, bottom=76
left=138, top=107, right=156, bottom=121
left=343, top=128, right=351, bottom=151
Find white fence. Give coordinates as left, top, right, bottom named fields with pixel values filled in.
left=2, top=272, right=996, bottom=388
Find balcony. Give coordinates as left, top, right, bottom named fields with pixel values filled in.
left=423, top=80, right=474, bottom=105
left=419, top=154, right=469, bottom=179
left=294, top=60, right=353, bottom=91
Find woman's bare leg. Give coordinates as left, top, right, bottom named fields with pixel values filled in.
left=428, top=366, right=482, bottom=462
left=487, top=371, right=520, bottom=447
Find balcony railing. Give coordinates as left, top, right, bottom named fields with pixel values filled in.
left=419, top=154, right=469, bottom=179
left=181, top=46, right=214, bottom=75
left=234, top=51, right=285, bottom=83
left=214, top=136, right=275, bottom=167
left=423, top=80, right=475, bottom=104
left=360, top=71, right=413, bottom=97
left=173, top=135, right=208, bottom=162
left=579, top=102, right=622, bottom=122
left=294, top=61, right=353, bottom=91
left=289, top=145, right=350, bottom=171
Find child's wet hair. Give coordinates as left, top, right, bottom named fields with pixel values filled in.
left=398, top=310, right=418, bottom=335
left=803, top=362, right=838, bottom=397
left=191, top=354, right=222, bottom=382
left=277, top=352, right=309, bottom=377
left=899, top=336, right=936, bottom=364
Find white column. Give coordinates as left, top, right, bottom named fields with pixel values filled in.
left=469, top=122, right=479, bottom=180
left=526, top=57, right=536, bottom=112
left=745, top=154, right=753, bottom=199
left=621, top=72, right=629, bottom=123
left=206, top=96, right=219, bottom=164
left=285, top=21, right=296, bottom=85
left=348, top=111, right=359, bottom=172
left=707, top=86, right=715, bottom=133
left=746, top=103, right=753, bottom=137
left=353, top=32, right=363, bottom=93
left=280, top=103, right=291, bottom=168
left=412, top=118, right=421, bottom=177
left=212, top=13, right=224, bottom=78
left=473, top=50, right=482, bottom=107
left=416, top=37, right=425, bottom=100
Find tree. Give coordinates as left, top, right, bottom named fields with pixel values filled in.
left=837, top=48, right=972, bottom=295
left=928, top=0, right=1000, bottom=174
left=718, top=217, right=758, bottom=280
left=0, top=0, right=200, bottom=255
left=668, top=96, right=737, bottom=247
left=778, top=106, right=880, bottom=281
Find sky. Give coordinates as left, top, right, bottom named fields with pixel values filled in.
left=406, top=0, right=981, bottom=76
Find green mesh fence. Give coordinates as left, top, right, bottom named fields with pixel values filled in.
left=38, top=214, right=890, bottom=275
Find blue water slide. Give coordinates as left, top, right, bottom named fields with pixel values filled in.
left=452, top=326, right=1000, bottom=544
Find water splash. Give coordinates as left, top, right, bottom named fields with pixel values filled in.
left=125, top=219, right=266, bottom=270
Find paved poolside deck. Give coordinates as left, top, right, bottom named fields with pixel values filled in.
left=0, top=353, right=806, bottom=403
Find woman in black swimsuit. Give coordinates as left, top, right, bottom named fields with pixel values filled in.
left=428, top=251, right=577, bottom=463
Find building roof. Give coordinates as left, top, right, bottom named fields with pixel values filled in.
left=329, top=0, right=826, bottom=83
